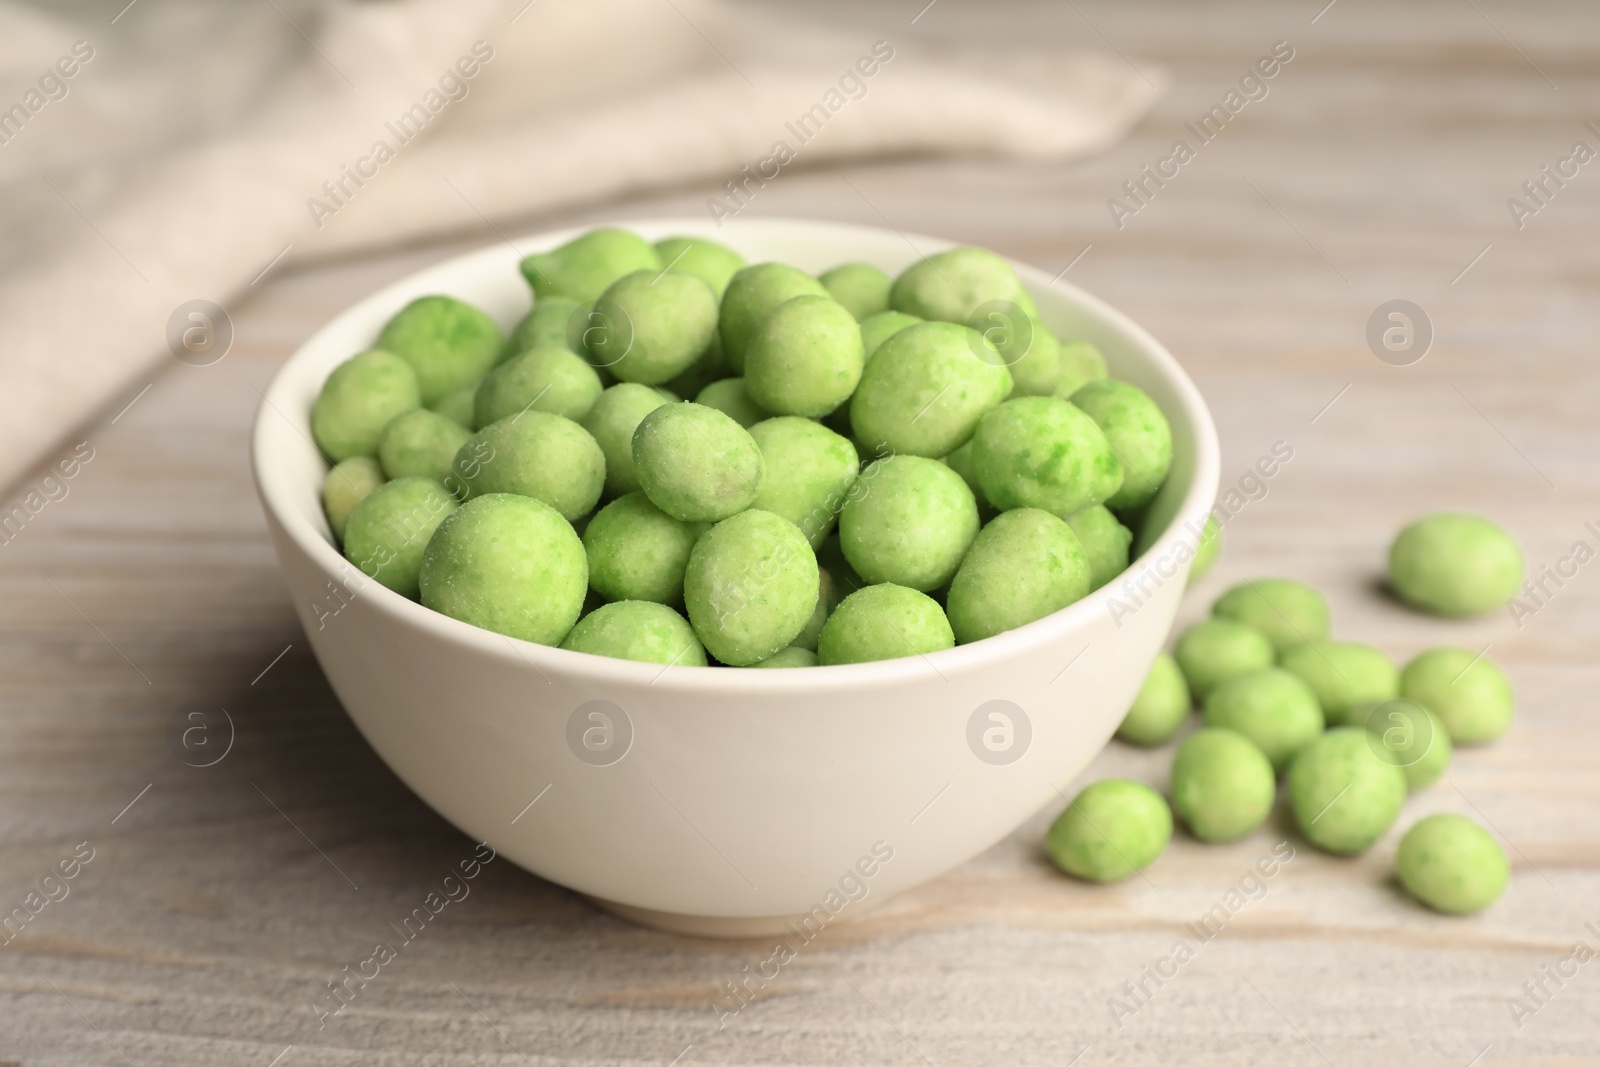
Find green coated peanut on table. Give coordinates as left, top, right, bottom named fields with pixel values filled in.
left=519, top=227, right=662, bottom=303
left=375, top=295, right=504, bottom=405
left=744, top=295, right=865, bottom=418
left=719, top=263, right=831, bottom=372
left=654, top=235, right=746, bottom=297
left=378, top=408, right=472, bottom=484
left=1115, top=652, right=1191, bottom=746
left=420, top=493, right=588, bottom=645
left=579, top=383, right=676, bottom=499
left=972, top=396, right=1124, bottom=516
left=1202, top=668, right=1324, bottom=773
left=473, top=345, right=604, bottom=427
left=1172, top=619, right=1275, bottom=701
left=749, top=417, right=859, bottom=548
left=1069, top=379, right=1173, bottom=511
left=1388, top=512, right=1524, bottom=617
left=945, top=508, right=1091, bottom=644
left=839, top=455, right=978, bottom=592
left=451, top=412, right=606, bottom=522
left=816, top=583, right=954, bottom=665
left=850, top=321, right=1013, bottom=458
left=1211, top=578, right=1330, bottom=653
left=343, top=477, right=459, bottom=600
left=632, top=402, right=764, bottom=523
left=890, top=246, right=1032, bottom=325
left=583, top=492, right=704, bottom=605
left=1396, top=814, right=1508, bottom=914
left=1046, top=778, right=1172, bottom=883
left=311, top=349, right=421, bottom=461
left=559, top=600, right=707, bottom=667
left=1400, top=646, right=1515, bottom=744
left=819, top=262, right=892, bottom=322
left=1065, top=505, right=1133, bottom=592
left=1279, top=641, right=1398, bottom=727
left=1169, top=727, right=1276, bottom=842
left=682, top=509, right=820, bottom=666
left=1288, top=727, right=1407, bottom=854
left=1186, top=516, right=1224, bottom=587
left=585, top=270, right=720, bottom=385
left=1357, top=699, right=1452, bottom=791
left=322, top=455, right=385, bottom=542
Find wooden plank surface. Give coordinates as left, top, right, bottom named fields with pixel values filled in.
left=4, top=1, right=1599, bottom=1063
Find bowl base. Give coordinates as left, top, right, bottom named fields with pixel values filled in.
left=584, top=895, right=879, bottom=939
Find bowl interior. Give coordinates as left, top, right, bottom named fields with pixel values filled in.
left=253, top=217, right=1219, bottom=688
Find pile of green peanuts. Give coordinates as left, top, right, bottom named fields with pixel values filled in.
left=310, top=228, right=1178, bottom=668
left=1048, top=512, right=1523, bottom=916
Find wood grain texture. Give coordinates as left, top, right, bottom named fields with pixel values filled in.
left=3, top=1, right=1599, bottom=1063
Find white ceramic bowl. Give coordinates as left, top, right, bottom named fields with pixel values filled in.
left=253, top=217, right=1219, bottom=937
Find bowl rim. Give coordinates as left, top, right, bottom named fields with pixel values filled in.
left=252, top=216, right=1220, bottom=694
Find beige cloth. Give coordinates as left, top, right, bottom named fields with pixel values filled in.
left=0, top=0, right=1162, bottom=492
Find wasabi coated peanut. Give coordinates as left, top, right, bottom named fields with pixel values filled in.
left=1054, top=339, right=1109, bottom=399
left=474, top=346, right=604, bottom=427
left=751, top=646, right=818, bottom=668
left=1211, top=578, right=1330, bottom=654
left=1396, top=814, right=1508, bottom=915
left=1279, top=641, right=1398, bottom=726
left=343, top=477, right=459, bottom=599
left=322, top=456, right=385, bottom=542
left=1172, top=619, right=1275, bottom=701
left=1400, top=646, right=1515, bottom=744
left=311, top=349, right=421, bottom=461
left=1170, top=728, right=1276, bottom=842
left=586, top=270, right=720, bottom=385
left=695, top=378, right=767, bottom=428
left=682, top=509, right=819, bottom=665
left=719, top=263, right=830, bottom=372
left=375, top=295, right=503, bottom=405
left=744, top=295, right=865, bottom=417
left=1116, top=652, right=1191, bottom=746
left=1046, top=779, right=1172, bottom=883
left=942, top=441, right=994, bottom=517
left=654, top=235, right=746, bottom=297
left=520, top=227, right=662, bottom=303
left=1358, top=699, right=1451, bottom=791
left=1203, top=668, right=1324, bottom=773
left=583, top=492, right=704, bottom=604
left=839, top=455, right=978, bottom=591
left=792, top=567, right=840, bottom=652
left=632, top=402, right=764, bottom=523
left=850, top=321, right=1013, bottom=457
left=749, top=417, right=859, bottom=547
left=890, top=246, right=1030, bottom=324
left=559, top=600, right=707, bottom=667
left=579, top=383, right=675, bottom=498
left=816, top=583, right=954, bottom=666
left=429, top=385, right=478, bottom=429
left=1389, top=512, right=1524, bottom=617
left=967, top=302, right=1060, bottom=398
left=1065, top=505, right=1133, bottom=592
left=665, top=338, right=731, bottom=402
left=452, top=412, right=605, bottom=522
left=946, top=508, right=1092, bottom=644
left=1186, top=516, right=1223, bottom=587
left=817, top=534, right=865, bottom=597
left=1288, top=727, right=1407, bottom=854
left=972, top=397, right=1123, bottom=515
left=420, top=493, right=587, bottom=645
left=378, top=408, right=472, bottom=484
left=859, top=310, right=921, bottom=362
left=506, top=294, right=584, bottom=358
left=1070, top=380, right=1172, bottom=511
left=819, top=262, right=892, bottom=321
